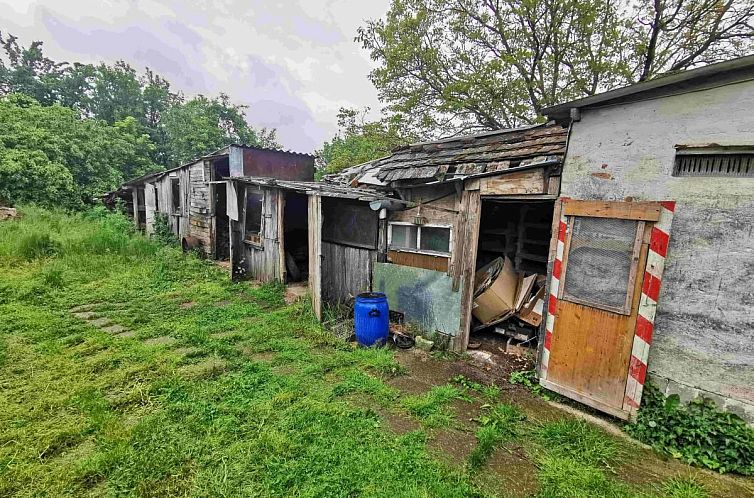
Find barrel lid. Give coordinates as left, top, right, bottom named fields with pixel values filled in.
left=356, top=292, right=386, bottom=300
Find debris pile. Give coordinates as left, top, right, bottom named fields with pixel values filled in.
left=471, top=257, right=545, bottom=347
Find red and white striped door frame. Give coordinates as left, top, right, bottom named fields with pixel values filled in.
left=539, top=199, right=676, bottom=419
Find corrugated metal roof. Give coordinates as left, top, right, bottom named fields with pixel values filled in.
left=229, top=177, right=400, bottom=203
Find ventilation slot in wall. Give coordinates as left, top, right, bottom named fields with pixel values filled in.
left=673, top=152, right=754, bottom=177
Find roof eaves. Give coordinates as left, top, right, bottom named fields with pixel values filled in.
left=543, top=55, right=754, bottom=119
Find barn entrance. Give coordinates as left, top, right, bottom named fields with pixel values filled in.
left=282, top=192, right=309, bottom=283
left=470, top=199, right=555, bottom=348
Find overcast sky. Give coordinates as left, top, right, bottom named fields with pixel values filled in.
left=1, top=0, right=391, bottom=152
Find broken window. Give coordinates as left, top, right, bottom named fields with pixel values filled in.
left=321, top=198, right=378, bottom=249
left=244, top=187, right=264, bottom=241
left=171, top=178, right=180, bottom=213
left=561, top=216, right=640, bottom=314
left=389, top=223, right=451, bottom=255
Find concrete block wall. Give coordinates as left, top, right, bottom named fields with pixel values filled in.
left=559, top=79, right=754, bottom=422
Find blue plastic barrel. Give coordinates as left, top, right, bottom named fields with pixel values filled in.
left=354, top=292, right=389, bottom=347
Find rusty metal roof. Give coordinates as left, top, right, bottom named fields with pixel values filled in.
left=326, top=124, right=567, bottom=186
left=228, top=177, right=400, bottom=202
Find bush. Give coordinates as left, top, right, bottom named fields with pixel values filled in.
left=626, top=384, right=754, bottom=475
left=153, top=213, right=178, bottom=246
left=17, top=232, right=62, bottom=260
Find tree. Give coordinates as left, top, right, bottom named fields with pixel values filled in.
left=317, top=107, right=417, bottom=174
left=633, top=0, right=754, bottom=81
left=0, top=94, right=158, bottom=208
left=358, top=0, right=754, bottom=136
left=162, top=94, right=279, bottom=165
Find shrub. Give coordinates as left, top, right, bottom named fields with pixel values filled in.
left=626, top=384, right=754, bottom=475
left=153, top=213, right=178, bottom=246
left=17, top=232, right=61, bottom=260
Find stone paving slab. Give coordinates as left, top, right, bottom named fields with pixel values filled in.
left=72, top=311, right=98, bottom=320
left=89, top=317, right=112, bottom=327
left=143, top=336, right=177, bottom=347
left=102, top=324, right=128, bottom=334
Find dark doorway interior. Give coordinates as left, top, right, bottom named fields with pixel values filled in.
left=213, top=158, right=231, bottom=260
left=136, top=186, right=146, bottom=229
left=476, top=200, right=555, bottom=275
left=283, top=192, right=309, bottom=282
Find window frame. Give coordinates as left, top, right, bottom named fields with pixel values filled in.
left=243, top=186, right=265, bottom=247
left=558, top=216, right=645, bottom=315
left=387, top=221, right=453, bottom=257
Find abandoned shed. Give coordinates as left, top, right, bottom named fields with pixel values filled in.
left=328, top=123, right=568, bottom=352
left=119, top=145, right=314, bottom=259
left=540, top=56, right=754, bottom=422
left=225, top=176, right=399, bottom=315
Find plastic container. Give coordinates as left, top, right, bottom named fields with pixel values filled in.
left=354, top=292, right=389, bottom=347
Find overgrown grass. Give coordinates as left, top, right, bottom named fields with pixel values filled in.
left=0, top=207, right=487, bottom=497
left=0, top=208, right=730, bottom=497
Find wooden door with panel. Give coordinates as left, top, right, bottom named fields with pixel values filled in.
left=540, top=200, right=666, bottom=420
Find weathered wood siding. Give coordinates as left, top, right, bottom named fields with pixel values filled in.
left=321, top=241, right=375, bottom=304
left=146, top=160, right=214, bottom=256
left=244, top=188, right=282, bottom=282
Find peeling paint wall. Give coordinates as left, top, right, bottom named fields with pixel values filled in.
left=373, top=262, right=462, bottom=338
left=561, top=79, right=754, bottom=422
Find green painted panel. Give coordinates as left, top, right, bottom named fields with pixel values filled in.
left=373, top=262, right=462, bottom=337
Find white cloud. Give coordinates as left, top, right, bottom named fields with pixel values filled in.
left=0, top=0, right=391, bottom=152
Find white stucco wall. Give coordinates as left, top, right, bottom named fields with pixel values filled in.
left=560, top=79, right=754, bottom=422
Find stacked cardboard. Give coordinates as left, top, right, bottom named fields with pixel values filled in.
left=471, top=257, right=546, bottom=339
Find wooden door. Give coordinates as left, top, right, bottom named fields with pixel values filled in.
left=539, top=200, right=675, bottom=420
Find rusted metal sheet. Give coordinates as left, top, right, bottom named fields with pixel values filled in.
left=241, top=147, right=314, bottom=181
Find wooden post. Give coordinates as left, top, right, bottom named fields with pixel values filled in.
left=277, top=191, right=286, bottom=283
left=308, top=194, right=323, bottom=320
left=454, top=185, right=481, bottom=352
left=131, top=188, right=139, bottom=228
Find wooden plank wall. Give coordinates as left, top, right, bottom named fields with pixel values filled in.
left=244, top=188, right=282, bottom=282
left=322, top=242, right=375, bottom=304
left=387, top=250, right=449, bottom=272
left=187, top=160, right=213, bottom=255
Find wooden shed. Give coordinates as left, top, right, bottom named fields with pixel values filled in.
left=327, top=123, right=568, bottom=351
left=226, top=177, right=400, bottom=315
left=120, top=145, right=314, bottom=260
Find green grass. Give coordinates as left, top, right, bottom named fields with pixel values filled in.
left=0, top=208, right=721, bottom=497
left=536, top=419, right=618, bottom=467
left=469, top=403, right=526, bottom=470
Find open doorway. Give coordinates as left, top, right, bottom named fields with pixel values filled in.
left=471, top=199, right=555, bottom=351
left=213, top=158, right=230, bottom=261
left=282, top=192, right=309, bottom=283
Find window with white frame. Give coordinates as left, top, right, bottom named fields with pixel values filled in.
left=388, top=222, right=452, bottom=255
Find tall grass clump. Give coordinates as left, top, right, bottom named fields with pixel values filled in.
left=17, top=232, right=62, bottom=260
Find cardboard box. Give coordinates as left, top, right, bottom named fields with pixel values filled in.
left=472, top=257, right=519, bottom=324
left=516, top=286, right=545, bottom=327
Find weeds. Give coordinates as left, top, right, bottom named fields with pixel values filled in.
left=468, top=403, right=525, bottom=470
left=509, top=369, right=555, bottom=401
left=0, top=208, right=730, bottom=497
left=537, top=419, right=617, bottom=467
left=626, top=384, right=754, bottom=475
left=402, top=384, right=465, bottom=428
left=661, top=477, right=708, bottom=498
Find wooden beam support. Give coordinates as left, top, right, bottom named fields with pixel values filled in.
left=562, top=200, right=661, bottom=221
